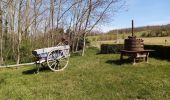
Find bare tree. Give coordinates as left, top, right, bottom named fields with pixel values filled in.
left=0, top=0, right=124, bottom=64
left=48, top=0, right=54, bottom=46
left=16, top=0, right=23, bottom=64
left=67, top=0, right=124, bottom=56
left=82, top=0, right=118, bottom=56
left=0, top=0, right=3, bottom=64
left=24, top=0, right=30, bottom=38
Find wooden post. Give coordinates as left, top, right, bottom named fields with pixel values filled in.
left=145, top=52, right=149, bottom=63
left=132, top=20, right=134, bottom=36
left=120, top=52, right=123, bottom=61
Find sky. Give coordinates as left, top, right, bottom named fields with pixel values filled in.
left=101, top=0, right=170, bottom=32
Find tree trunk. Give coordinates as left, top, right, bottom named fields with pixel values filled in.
left=81, top=0, right=92, bottom=56
left=0, top=2, right=3, bottom=65
left=11, top=3, right=16, bottom=58
left=82, top=34, right=86, bottom=56
left=17, top=0, right=23, bottom=64
left=75, top=37, right=80, bottom=51
left=24, top=0, right=30, bottom=39
left=56, top=0, right=62, bottom=29
left=50, top=0, right=54, bottom=46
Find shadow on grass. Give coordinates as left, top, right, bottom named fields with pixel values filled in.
left=22, top=66, right=50, bottom=75
left=96, top=52, right=118, bottom=55
left=149, top=56, right=170, bottom=61
left=106, top=59, right=132, bottom=65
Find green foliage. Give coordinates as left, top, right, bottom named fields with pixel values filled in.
left=105, top=24, right=170, bottom=41
left=141, top=29, right=170, bottom=37
left=99, top=34, right=117, bottom=41
left=141, top=32, right=147, bottom=37
left=72, top=37, right=91, bottom=51
left=20, top=39, right=34, bottom=63
left=2, top=36, right=36, bottom=64
left=144, top=45, right=170, bottom=60
left=121, top=33, right=125, bottom=39
left=87, top=36, right=99, bottom=42
left=100, top=43, right=170, bottom=60
left=100, top=44, right=124, bottom=54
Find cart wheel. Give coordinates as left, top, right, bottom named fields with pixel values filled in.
left=47, top=49, right=69, bottom=72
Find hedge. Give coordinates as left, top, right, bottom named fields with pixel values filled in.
left=100, top=44, right=123, bottom=54
left=144, top=45, right=170, bottom=60
left=100, top=44, right=170, bottom=60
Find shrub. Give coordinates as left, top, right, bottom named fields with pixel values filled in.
left=144, top=45, right=170, bottom=60
left=100, top=43, right=170, bottom=60
left=100, top=44, right=123, bottom=54
left=74, top=37, right=91, bottom=51
left=141, top=32, right=147, bottom=37
left=20, top=39, right=34, bottom=63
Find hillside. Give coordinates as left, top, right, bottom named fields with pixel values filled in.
left=107, top=24, right=170, bottom=35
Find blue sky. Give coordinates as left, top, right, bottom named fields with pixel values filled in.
left=101, top=0, right=170, bottom=32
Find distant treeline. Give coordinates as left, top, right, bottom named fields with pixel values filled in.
left=106, top=24, right=170, bottom=37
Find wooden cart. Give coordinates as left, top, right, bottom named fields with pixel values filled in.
left=32, top=42, right=70, bottom=72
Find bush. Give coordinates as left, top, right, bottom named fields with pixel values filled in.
left=72, top=37, right=91, bottom=51
left=141, top=32, right=147, bottom=37
left=100, top=43, right=170, bottom=60
left=20, top=40, right=34, bottom=63
left=100, top=44, right=123, bottom=54
left=141, top=30, right=170, bottom=37
left=144, top=45, right=170, bottom=60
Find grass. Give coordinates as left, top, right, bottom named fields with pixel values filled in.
left=88, top=33, right=170, bottom=48
left=142, top=37, right=170, bottom=45
left=0, top=47, right=170, bottom=99
left=90, top=36, right=170, bottom=48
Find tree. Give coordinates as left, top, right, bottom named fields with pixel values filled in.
left=68, top=0, right=124, bottom=56
left=0, top=0, right=3, bottom=64
left=0, top=0, right=125, bottom=64
left=16, top=0, right=23, bottom=64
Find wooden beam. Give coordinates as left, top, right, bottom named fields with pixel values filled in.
left=0, top=62, right=35, bottom=68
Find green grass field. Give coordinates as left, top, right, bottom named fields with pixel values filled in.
left=0, top=48, right=169, bottom=99
left=88, top=32, right=170, bottom=48
left=89, top=36, right=170, bottom=48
